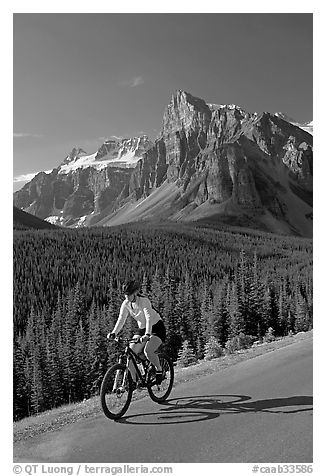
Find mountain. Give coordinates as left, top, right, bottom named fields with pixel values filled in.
left=13, top=206, right=58, bottom=230
left=274, top=112, right=313, bottom=135
left=13, top=90, right=313, bottom=236
left=14, top=136, right=153, bottom=227
left=58, top=136, right=153, bottom=174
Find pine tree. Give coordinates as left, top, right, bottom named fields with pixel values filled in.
left=61, top=287, right=82, bottom=403
left=87, top=305, right=109, bottom=395
left=263, top=327, right=276, bottom=343
left=30, top=342, right=44, bottom=414
left=278, top=281, right=288, bottom=336
left=176, top=340, right=198, bottom=367
left=246, top=252, right=266, bottom=337
left=294, top=289, right=310, bottom=332
left=141, top=272, right=150, bottom=296
left=199, top=282, right=212, bottom=342
left=163, top=276, right=183, bottom=360
left=262, top=284, right=279, bottom=336
left=182, top=272, right=198, bottom=352
left=148, top=267, right=163, bottom=314
left=13, top=338, right=28, bottom=421
left=227, top=281, right=245, bottom=338
left=73, top=318, right=87, bottom=401
left=161, top=265, right=176, bottom=334
left=204, top=336, right=224, bottom=361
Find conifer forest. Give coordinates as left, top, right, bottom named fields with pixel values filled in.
left=13, top=223, right=313, bottom=421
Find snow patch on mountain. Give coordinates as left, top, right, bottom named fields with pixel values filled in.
left=14, top=169, right=53, bottom=183
left=58, top=136, right=153, bottom=174
left=45, top=216, right=65, bottom=225
left=208, top=103, right=246, bottom=115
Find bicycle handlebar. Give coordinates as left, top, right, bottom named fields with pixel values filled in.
left=113, top=336, right=141, bottom=345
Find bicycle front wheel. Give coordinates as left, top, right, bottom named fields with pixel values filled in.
left=147, top=355, right=174, bottom=403
left=100, top=363, right=133, bottom=420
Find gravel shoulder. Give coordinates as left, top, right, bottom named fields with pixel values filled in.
left=13, top=330, right=312, bottom=443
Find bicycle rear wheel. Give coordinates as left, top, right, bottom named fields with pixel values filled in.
left=100, top=363, right=133, bottom=420
left=147, top=355, right=174, bottom=403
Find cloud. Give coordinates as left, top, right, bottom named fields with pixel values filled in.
left=14, top=132, right=43, bottom=139
left=13, top=170, right=52, bottom=183
left=122, top=76, right=144, bottom=87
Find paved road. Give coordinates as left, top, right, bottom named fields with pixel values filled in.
left=14, top=336, right=313, bottom=463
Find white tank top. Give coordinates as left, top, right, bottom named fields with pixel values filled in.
left=112, top=295, right=161, bottom=335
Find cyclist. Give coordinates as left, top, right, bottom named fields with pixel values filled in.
left=107, top=280, right=166, bottom=387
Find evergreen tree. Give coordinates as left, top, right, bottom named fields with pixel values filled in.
left=87, top=305, right=109, bottom=395
left=246, top=252, right=266, bottom=336
left=262, top=285, right=279, bottom=335
left=141, top=272, right=150, bottom=296
left=160, top=266, right=176, bottom=333
left=13, top=338, right=28, bottom=420
left=227, top=281, right=245, bottom=338
left=294, top=289, right=310, bottom=332
left=263, top=326, right=276, bottom=343
left=148, top=267, right=163, bottom=314
left=278, top=281, right=288, bottom=336
left=203, top=336, right=224, bottom=361
left=44, top=331, right=64, bottom=408
left=176, top=340, right=198, bottom=367
left=236, top=249, right=248, bottom=325
left=163, top=274, right=182, bottom=360
left=199, top=282, right=212, bottom=342
left=74, top=318, right=87, bottom=401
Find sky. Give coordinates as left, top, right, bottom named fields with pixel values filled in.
left=13, top=12, right=313, bottom=191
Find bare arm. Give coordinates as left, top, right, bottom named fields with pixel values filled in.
left=112, top=300, right=129, bottom=335
left=141, top=297, right=155, bottom=335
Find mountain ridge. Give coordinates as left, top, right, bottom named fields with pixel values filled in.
left=14, top=90, right=313, bottom=236
left=13, top=206, right=58, bottom=230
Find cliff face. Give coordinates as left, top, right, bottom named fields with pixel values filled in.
left=14, top=165, right=133, bottom=225
left=13, top=137, right=153, bottom=225
left=128, top=91, right=312, bottom=227
left=14, top=90, right=313, bottom=235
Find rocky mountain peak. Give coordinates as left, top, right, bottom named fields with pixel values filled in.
left=273, top=112, right=313, bottom=135
left=274, top=112, right=297, bottom=123
left=60, top=147, right=87, bottom=167
left=119, top=135, right=152, bottom=154
left=14, top=89, right=313, bottom=236
left=95, top=135, right=153, bottom=163
left=170, top=90, right=210, bottom=111
left=162, top=90, right=212, bottom=140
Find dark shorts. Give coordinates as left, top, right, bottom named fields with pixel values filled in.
left=135, top=319, right=166, bottom=342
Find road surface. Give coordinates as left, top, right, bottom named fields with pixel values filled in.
left=14, top=336, right=313, bottom=463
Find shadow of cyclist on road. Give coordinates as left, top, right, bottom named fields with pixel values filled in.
left=117, top=394, right=312, bottom=425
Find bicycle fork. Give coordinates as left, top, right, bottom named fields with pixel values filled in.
left=113, top=358, right=129, bottom=392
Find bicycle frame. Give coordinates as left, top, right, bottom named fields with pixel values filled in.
left=114, top=339, right=147, bottom=390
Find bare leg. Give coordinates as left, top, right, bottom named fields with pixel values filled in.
left=144, top=335, right=162, bottom=371
left=128, top=335, right=146, bottom=382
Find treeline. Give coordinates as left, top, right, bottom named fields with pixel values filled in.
left=13, top=223, right=312, bottom=420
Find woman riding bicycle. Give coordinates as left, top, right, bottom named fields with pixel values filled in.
left=107, top=280, right=166, bottom=386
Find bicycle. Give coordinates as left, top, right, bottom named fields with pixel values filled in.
left=100, top=337, right=174, bottom=420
